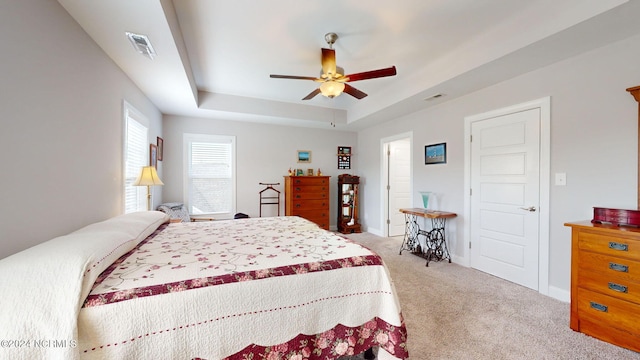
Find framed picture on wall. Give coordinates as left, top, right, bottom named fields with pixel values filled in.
left=157, top=136, right=164, bottom=161
left=425, top=142, right=446, bottom=165
left=297, top=150, right=311, bottom=163
left=150, top=143, right=158, bottom=168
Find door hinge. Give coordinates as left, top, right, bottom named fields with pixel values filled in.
left=469, top=242, right=472, bottom=249
left=386, top=219, right=391, bottom=225
left=470, top=134, right=473, bottom=142
left=470, top=188, right=472, bottom=196
left=387, top=185, right=391, bottom=190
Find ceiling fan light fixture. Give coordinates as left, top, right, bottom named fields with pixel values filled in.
left=320, top=81, right=345, bottom=98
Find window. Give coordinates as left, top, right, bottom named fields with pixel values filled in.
left=184, top=134, right=236, bottom=219
left=123, top=102, right=148, bottom=213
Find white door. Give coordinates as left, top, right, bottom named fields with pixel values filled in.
left=470, top=108, right=540, bottom=290
left=388, top=138, right=411, bottom=237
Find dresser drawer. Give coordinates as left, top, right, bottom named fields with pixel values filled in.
left=292, top=199, right=329, bottom=210
left=578, top=251, right=640, bottom=284
left=284, top=176, right=331, bottom=230
left=578, top=269, right=640, bottom=304
left=293, top=208, right=329, bottom=218
left=305, top=216, right=329, bottom=230
left=291, top=187, right=329, bottom=199
left=577, top=288, right=640, bottom=335
left=292, top=177, right=328, bottom=186
left=578, top=230, right=640, bottom=260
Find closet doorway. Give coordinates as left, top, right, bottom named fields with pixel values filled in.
left=382, top=133, right=412, bottom=237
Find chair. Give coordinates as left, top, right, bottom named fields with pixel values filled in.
left=156, top=202, right=214, bottom=223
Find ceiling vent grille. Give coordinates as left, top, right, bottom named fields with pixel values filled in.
left=126, top=32, right=156, bottom=60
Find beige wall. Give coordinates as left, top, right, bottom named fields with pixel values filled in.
left=357, top=32, right=640, bottom=299
left=0, top=0, right=162, bottom=259
left=162, top=115, right=357, bottom=222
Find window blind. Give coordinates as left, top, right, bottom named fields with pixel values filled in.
left=185, top=134, right=235, bottom=217
left=124, top=113, right=148, bottom=213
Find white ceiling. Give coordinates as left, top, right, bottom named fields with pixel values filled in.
left=57, top=0, right=640, bottom=130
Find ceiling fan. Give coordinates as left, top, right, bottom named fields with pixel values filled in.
left=270, top=33, right=397, bottom=100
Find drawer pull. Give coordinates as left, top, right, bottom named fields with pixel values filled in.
left=608, top=282, right=628, bottom=293
left=608, top=241, right=628, bottom=251
left=295, top=204, right=301, bottom=208
left=589, top=302, right=608, bottom=312
left=295, top=195, right=301, bottom=198
left=295, top=187, right=302, bottom=191
left=609, top=262, right=629, bottom=273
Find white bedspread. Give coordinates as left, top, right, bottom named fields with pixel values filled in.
left=0, top=213, right=408, bottom=360
left=0, top=211, right=169, bottom=360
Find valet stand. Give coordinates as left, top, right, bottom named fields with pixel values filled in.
left=259, top=182, right=280, bottom=217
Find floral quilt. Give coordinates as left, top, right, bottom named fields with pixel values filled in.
left=78, top=216, right=408, bottom=360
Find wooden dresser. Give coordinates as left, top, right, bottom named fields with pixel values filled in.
left=284, top=176, right=330, bottom=230
left=565, top=221, right=640, bottom=352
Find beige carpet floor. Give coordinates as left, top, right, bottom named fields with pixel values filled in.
left=341, top=232, right=640, bottom=360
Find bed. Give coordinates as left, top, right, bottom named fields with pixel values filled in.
left=0, top=211, right=408, bottom=360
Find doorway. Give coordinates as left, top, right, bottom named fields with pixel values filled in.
left=464, top=98, right=550, bottom=294
left=382, top=133, right=412, bottom=237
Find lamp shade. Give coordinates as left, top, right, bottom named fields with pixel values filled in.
left=132, top=166, right=164, bottom=186
left=320, top=81, right=345, bottom=98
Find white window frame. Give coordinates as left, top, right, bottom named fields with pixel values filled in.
left=183, top=133, right=237, bottom=219
left=123, top=101, right=149, bottom=213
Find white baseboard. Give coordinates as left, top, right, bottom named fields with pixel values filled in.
left=548, top=285, right=570, bottom=303
left=451, top=255, right=570, bottom=303
left=451, top=254, right=469, bottom=267
left=365, top=227, right=383, bottom=236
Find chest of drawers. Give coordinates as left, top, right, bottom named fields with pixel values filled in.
left=284, top=176, right=330, bottom=230
left=565, top=221, right=640, bottom=352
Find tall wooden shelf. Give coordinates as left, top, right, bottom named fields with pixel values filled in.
left=337, top=174, right=361, bottom=234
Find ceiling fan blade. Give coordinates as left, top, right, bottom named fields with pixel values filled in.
left=343, top=84, right=367, bottom=99
left=321, top=48, right=337, bottom=76
left=302, top=88, right=321, bottom=100
left=344, top=66, right=397, bottom=82
left=270, top=74, right=318, bottom=80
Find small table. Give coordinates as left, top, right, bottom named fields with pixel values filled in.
left=398, top=208, right=457, bottom=266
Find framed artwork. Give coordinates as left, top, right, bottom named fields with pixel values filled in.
left=296, top=169, right=304, bottom=176
left=338, top=146, right=351, bottom=169
left=157, top=136, right=164, bottom=161
left=297, top=150, right=311, bottom=163
left=307, top=168, right=314, bottom=176
left=425, top=142, right=446, bottom=165
left=150, top=143, right=158, bottom=168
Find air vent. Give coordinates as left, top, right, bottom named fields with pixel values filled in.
left=126, top=32, right=156, bottom=60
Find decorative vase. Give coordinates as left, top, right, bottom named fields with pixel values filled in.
left=419, top=192, right=431, bottom=209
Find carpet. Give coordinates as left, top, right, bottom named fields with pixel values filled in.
left=340, top=232, right=640, bottom=360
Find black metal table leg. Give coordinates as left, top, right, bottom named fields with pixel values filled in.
left=399, top=213, right=420, bottom=254
left=423, top=217, right=451, bottom=266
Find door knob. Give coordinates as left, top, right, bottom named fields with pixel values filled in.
left=519, top=206, right=536, bottom=212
